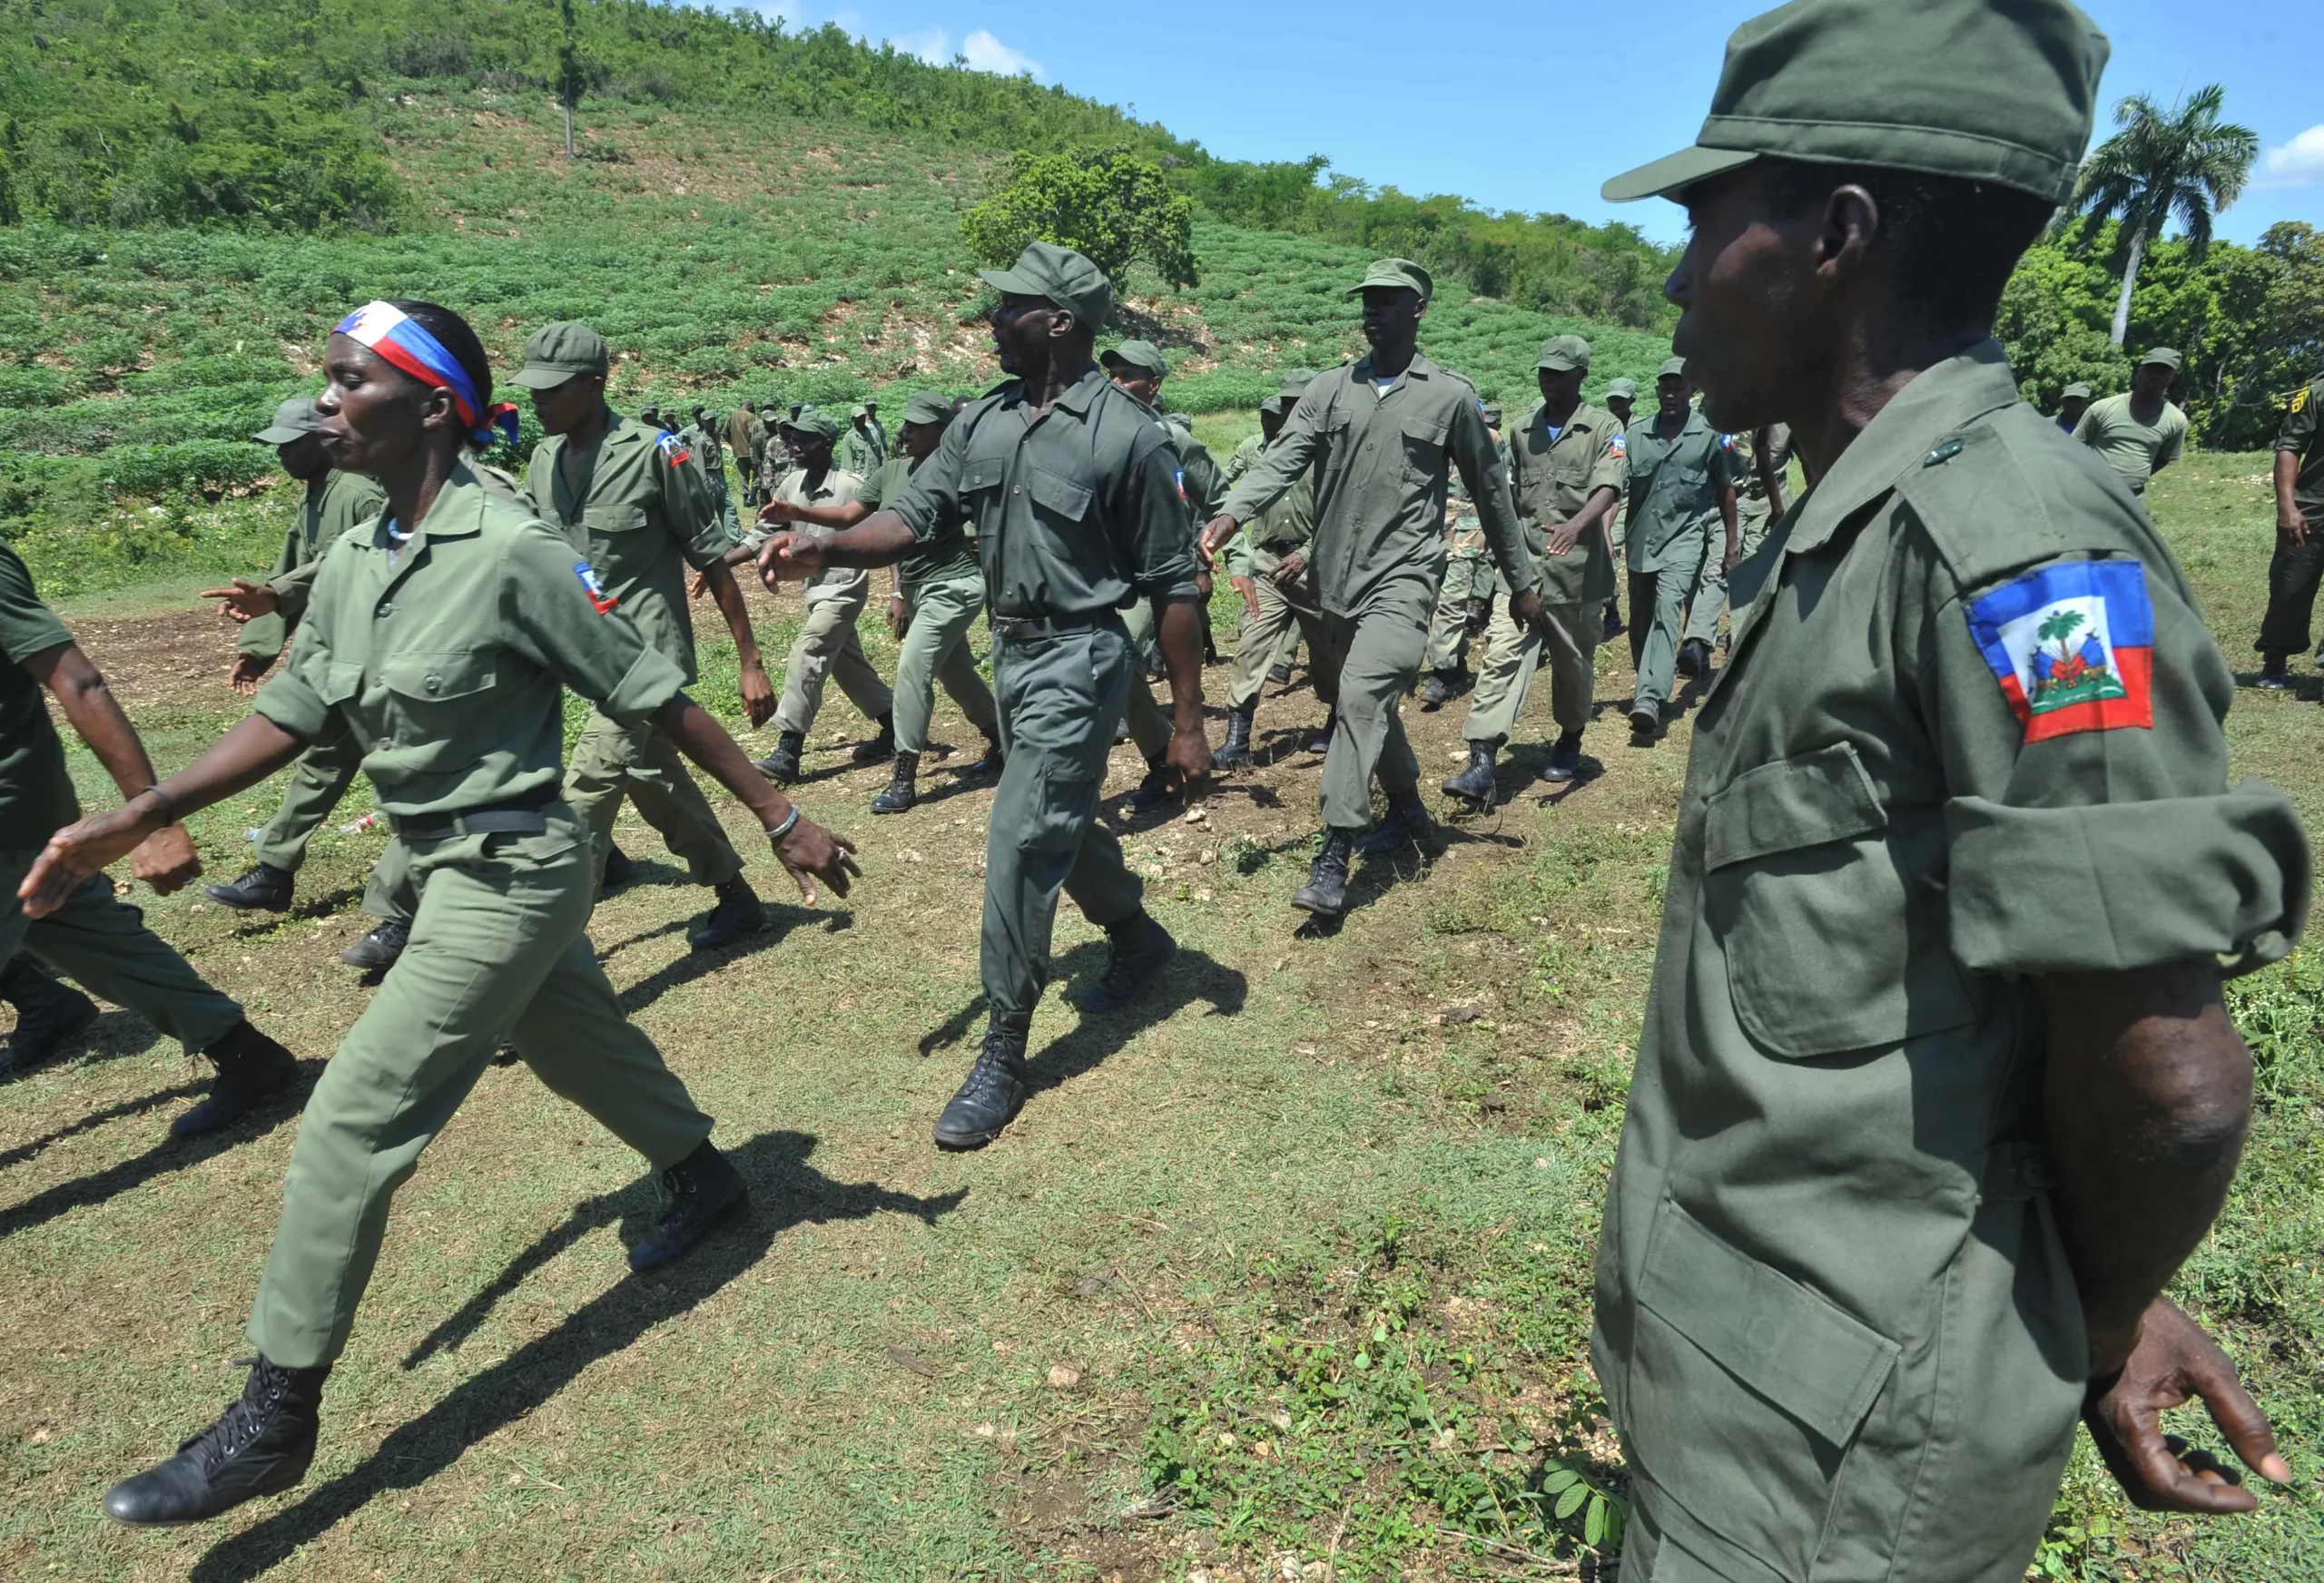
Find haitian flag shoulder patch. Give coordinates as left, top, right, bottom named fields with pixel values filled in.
left=1965, top=559, right=2154, bottom=740
left=656, top=430, right=693, bottom=467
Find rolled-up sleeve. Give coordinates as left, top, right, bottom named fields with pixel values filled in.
left=251, top=595, right=336, bottom=742
left=501, top=517, right=687, bottom=726
left=1925, top=546, right=2310, bottom=978
left=886, top=418, right=967, bottom=546
left=1118, top=428, right=1201, bottom=602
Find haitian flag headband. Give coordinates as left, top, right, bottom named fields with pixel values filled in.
left=332, top=301, right=522, bottom=449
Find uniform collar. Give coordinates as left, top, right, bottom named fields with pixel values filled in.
left=1530, top=398, right=1602, bottom=437
left=1020, top=363, right=1112, bottom=419
left=1352, top=349, right=1436, bottom=398
left=1783, top=338, right=2021, bottom=556
left=1641, top=405, right=1712, bottom=447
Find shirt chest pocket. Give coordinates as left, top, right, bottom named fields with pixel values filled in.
left=582, top=500, right=650, bottom=557
left=1400, top=413, right=1449, bottom=481
left=1701, top=742, right=1973, bottom=1057
left=1025, top=465, right=1092, bottom=527
left=960, top=450, right=1014, bottom=536
left=375, top=650, right=498, bottom=752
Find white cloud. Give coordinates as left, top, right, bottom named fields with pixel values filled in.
left=2259, top=125, right=2324, bottom=188
left=960, top=28, right=1042, bottom=80
left=890, top=25, right=950, bottom=65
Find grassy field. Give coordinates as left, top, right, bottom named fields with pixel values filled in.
left=0, top=450, right=2317, bottom=1581
left=1, top=86, right=1669, bottom=601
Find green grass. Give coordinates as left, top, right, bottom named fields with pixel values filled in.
left=3, top=451, right=2317, bottom=1579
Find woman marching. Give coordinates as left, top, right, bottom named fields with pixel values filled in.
left=16, top=300, right=861, bottom=1527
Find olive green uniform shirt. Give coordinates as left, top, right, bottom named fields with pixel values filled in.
left=1220, top=352, right=1536, bottom=618
left=1164, top=420, right=1224, bottom=522
left=241, top=469, right=389, bottom=661
left=887, top=366, right=1201, bottom=617
left=724, top=408, right=761, bottom=468
left=1623, top=409, right=1737, bottom=573
left=1592, top=341, right=2308, bottom=1583
left=686, top=420, right=726, bottom=479
left=860, top=453, right=979, bottom=588
left=254, top=464, right=688, bottom=821
left=524, top=411, right=732, bottom=683
left=746, top=467, right=866, bottom=605
left=0, top=539, right=80, bottom=841
left=1507, top=399, right=1626, bottom=605
left=2276, top=376, right=2324, bottom=516
left=2071, top=392, right=2188, bottom=494
left=1221, top=432, right=1265, bottom=491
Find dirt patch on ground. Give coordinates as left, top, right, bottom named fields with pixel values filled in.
left=71, top=599, right=249, bottom=713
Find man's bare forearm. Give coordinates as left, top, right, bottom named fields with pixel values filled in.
left=2039, top=961, right=2252, bottom=1374
left=774, top=512, right=920, bottom=572
left=29, top=644, right=169, bottom=802
left=2275, top=450, right=2300, bottom=526
left=702, top=562, right=763, bottom=668
left=651, top=693, right=793, bottom=830
left=1155, top=595, right=1206, bottom=732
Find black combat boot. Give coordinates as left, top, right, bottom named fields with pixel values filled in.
left=627, top=1139, right=749, bottom=1272
left=1213, top=706, right=1256, bottom=772
left=1418, top=668, right=1461, bottom=709
left=755, top=731, right=806, bottom=783
left=964, top=734, right=1005, bottom=777
left=1071, top=911, right=1177, bottom=1015
left=1601, top=599, right=1625, bottom=640
left=852, top=713, right=896, bottom=764
left=172, top=1019, right=299, bottom=1137
left=687, top=877, right=765, bottom=951
left=102, top=1355, right=329, bottom=1526
left=204, top=861, right=294, bottom=913
left=932, top=1014, right=1032, bottom=1150
left=1291, top=830, right=1354, bottom=919
left=1302, top=712, right=1335, bottom=755
left=1126, top=758, right=1175, bottom=812
left=1629, top=702, right=1659, bottom=746
left=1676, top=637, right=1713, bottom=680
left=1354, top=793, right=1432, bottom=856
left=1443, top=738, right=1502, bottom=805
left=1543, top=728, right=1584, bottom=782
left=601, top=842, right=637, bottom=893
left=2255, top=654, right=2290, bottom=691
left=872, top=751, right=919, bottom=814
left=338, top=918, right=409, bottom=972
left=1266, top=661, right=1294, bottom=687
left=0, top=958, right=98, bottom=1077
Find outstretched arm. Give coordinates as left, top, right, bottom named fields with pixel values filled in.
left=755, top=511, right=920, bottom=582
left=648, top=693, right=859, bottom=903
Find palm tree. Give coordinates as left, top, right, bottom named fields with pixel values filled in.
left=2068, top=85, right=2258, bottom=346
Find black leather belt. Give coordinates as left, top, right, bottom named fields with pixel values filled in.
left=990, top=611, right=1118, bottom=643
left=391, top=792, right=557, bottom=843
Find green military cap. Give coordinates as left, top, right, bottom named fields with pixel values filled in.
left=1600, top=0, right=2108, bottom=206
left=509, top=321, right=611, bottom=388
left=1100, top=339, right=1171, bottom=377
left=2061, top=381, right=2093, bottom=400
left=1658, top=357, right=1689, bottom=380
left=850, top=403, right=869, bottom=418
left=1480, top=403, right=1504, bottom=426
left=1537, top=334, right=1592, bottom=372
left=251, top=397, right=324, bottom=444
left=1163, top=410, right=1194, bottom=432
left=978, top=241, right=1114, bottom=332
left=2137, top=347, right=2182, bottom=371
left=898, top=390, right=955, bottom=427
left=1348, top=257, right=1433, bottom=301
left=1264, top=368, right=1317, bottom=416
left=1604, top=377, right=1640, bottom=400
left=781, top=409, right=844, bottom=441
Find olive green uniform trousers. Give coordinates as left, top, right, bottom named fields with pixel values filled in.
left=1628, top=526, right=1705, bottom=714
left=565, top=710, right=746, bottom=894
left=248, top=723, right=414, bottom=923
left=1462, top=600, right=1599, bottom=744
left=773, top=585, right=894, bottom=738
left=247, top=815, right=714, bottom=1369
left=892, top=570, right=999, bottom=757
left=1315, top=581, right=1432, bottom=831
left=983, top=622, right=1144, bottom=1017
left=1227, top=547, right=1332, bottom=714
left=1118, top=596, right=1173, bottom=762
left=0, top=856, right=243, bottom=1054
left=1423, top=551, right=1499, bottom=674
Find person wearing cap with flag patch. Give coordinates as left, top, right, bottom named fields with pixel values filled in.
left=1215, top=369, right=1334, bottom=771
left=2054, top=379, right=2094, bottom=433
left=1622, top=358, right=1739, bottom=740
left=2253, top=367, right=2324, bottom=691
left=1588, top=4, right=2308, bottom=1575
left=1445, top=336, right=1624, bottom=802
left=2073, top=349, right=2189, bottom=494
left=753, top=241, right=1210, bottom=1151
left=1417, top=400, right=1510, bottom=709
left=513, top=321, right=777, bottom=952
left=1203, top=258, right=1550, bottom=919
left=736, top=407, right=897, bottom=780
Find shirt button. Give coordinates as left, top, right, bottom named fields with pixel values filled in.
left=424, top=675, right=442, bottom=694
left=1012, top=485, right=1023, bottom=496
left=377, top=602, right=394, bottom=618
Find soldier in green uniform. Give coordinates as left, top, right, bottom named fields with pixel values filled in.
left=1417, top=403, right=1509, bottom=707
left=1220, top=375, right=1316, bottom=694
left=1445, top=336, right=1624, bottom=802
left=725, top=399, right=764, bottom=507
left=1214, top=371, right=1333, bottom=772
left=1590, top=6, right=2305, bottom=1577
left=756, top=242, right=1209, bottom=1149
left=30, top=298, right=860, bottom=1529
left=1206, top=259, right=1544, bottom=919
left=198, top=399, right=389, bottom=921
left=1600, top=375, right=1639, bottom=638
left=1622, top=359, right=1738, bottom=742
left=0, top=540, right=297, bottom=1126
left=2054, top=380, right=2093, bottom=432
left=514, top=322, right=774, bottom=950
left=864, top=398, right=888, bottom=456
left=2073, top=348, right=2190, bottom=494
left=1677, top=420, right=1794, bottom=666
left=2255, top=370, right=2324, bottom=690
left=840, top=403, right=886, bottom=477
left=739, top=409, right=897, bottom=780
left=687, top=403, right=743, bottom=539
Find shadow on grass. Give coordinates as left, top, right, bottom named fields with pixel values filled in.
left=0, top=1064, right=312, bottom=1238
left=589, top=909, right=854, bottom=1018
left=228, top=884, right=367, bottom=936
left=0, top=1079, right=207, bottom=1172
left=191, top=1128, right=965, bottom=1582
left=1022, top=941, right=1246, bottom=1101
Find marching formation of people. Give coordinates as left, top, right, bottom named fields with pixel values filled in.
left=3, top=0, right=2319, bottom=1570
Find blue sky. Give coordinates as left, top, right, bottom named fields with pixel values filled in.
left=762, top=0, right=2322, bottom=248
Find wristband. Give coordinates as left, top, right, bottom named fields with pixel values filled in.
left=766, top=806, right=802, bottom=844
left=138, top=784, right=179, bottom=824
